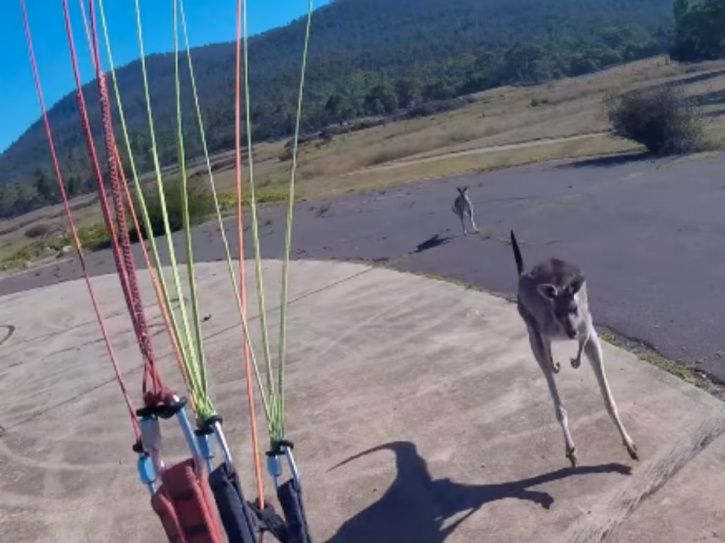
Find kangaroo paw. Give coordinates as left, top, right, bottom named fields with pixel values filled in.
left=566, top=446, right=578, bottom=468
left=626, top=442, right=639, bottom=461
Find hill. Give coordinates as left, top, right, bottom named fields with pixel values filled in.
left=0, top=0, right=674, bottom=216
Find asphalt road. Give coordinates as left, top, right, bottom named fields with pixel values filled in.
left=3, top=151, right=725, bottom=383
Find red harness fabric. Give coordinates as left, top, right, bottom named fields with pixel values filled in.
left=151, top=460, right=223, bottom=543
left=152, top=489, right=185, bottom=543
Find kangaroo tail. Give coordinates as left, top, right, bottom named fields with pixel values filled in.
left=510, top=230, right=524, bottom=276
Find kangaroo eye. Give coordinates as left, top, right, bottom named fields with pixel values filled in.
left=570, top=307, right=579, bottom=315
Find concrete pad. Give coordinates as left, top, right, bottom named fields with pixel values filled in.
left=0, top=260, right=723, bottom=542
left=610, top=433, right=725, bottom=543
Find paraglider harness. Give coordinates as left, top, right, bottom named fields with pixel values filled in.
left=22, top=0, right=317, bottom=540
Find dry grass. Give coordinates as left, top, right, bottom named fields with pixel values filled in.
left=0, top=196, right=100, bottom=258
left=5, top=56, right=725, bottom=266
left=290, top=134, right=635, bottom=198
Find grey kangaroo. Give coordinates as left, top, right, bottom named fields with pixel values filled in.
left=510, top=230, right=638, bottom=467
left=452, top=187, right=478, bottom=235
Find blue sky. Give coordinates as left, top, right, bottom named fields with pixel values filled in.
left=1, top=1, right=329, bottom=153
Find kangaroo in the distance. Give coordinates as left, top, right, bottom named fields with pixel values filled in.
left=452, top=187, right=478, bottom=236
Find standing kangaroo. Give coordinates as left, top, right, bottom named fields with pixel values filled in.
left=452, top=186, right=478, bottom=236
left=510, top=230, right=638, bottom=467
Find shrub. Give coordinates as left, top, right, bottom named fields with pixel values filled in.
left=605, top=86, right=704, bottom=155
left=24, top=223, right=52, bottom=239
left=76, top=223, right=112, bottom=251
left=529, top=97, right=550, bottom=108
left=138, top=180, right=215, bottom=238
left=217, top=191, right=237, bottom=212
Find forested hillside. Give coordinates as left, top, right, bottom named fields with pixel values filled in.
left=0, top=0, right=674, bottom=217
left=672, top=0, right=725, bottom=60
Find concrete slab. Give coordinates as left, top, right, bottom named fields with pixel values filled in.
left=610, top=432, right=725, bottom=543
left=0, top=260, right=723, bottom=542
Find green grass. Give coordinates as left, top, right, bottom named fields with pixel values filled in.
left=0, top=239, right=63, bottom=270
left=217, top=187, right=289, bottom=212
left=76, top=223, right=112, bottom=251
left=0, top=222, right=114, bottom=271
left=598, top=330, right=720, bottom=397
left=0, top=183, right=290, bottom=272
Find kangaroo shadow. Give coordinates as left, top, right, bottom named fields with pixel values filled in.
left=0, top=325, right=16, bottom=347
left=325, top=441, right=631, bottom=543
left=412, top=234, right=454, bottom=254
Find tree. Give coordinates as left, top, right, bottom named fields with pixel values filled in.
left=458, top=49, right=501, bottom=93
left=15, top=182, right=40, bottom=214
left=475, top=48, right=497, bottom=72
left=0, top=184, right=19, bottom=217
left=395, top=79, right=422, bottom=109
left=81, top=178, right=95, bottom=194
left=674, top=0, right=690, bottom=22
left=424, top=81, right=457, bottom=101
left=33, top=169, right=57, bottom=203
left=65, top=176, right=81, bottom=197
left=672, top=0, right=725, bottom=61
left=569, top=56, right=600, bottom=76
left=364, top=83, right=398, bottom=115
left=597, top=47, right=623, bottom=67
left=324, top=92, right=356, bottom=124
left=501, top=42, right=552, bottom=85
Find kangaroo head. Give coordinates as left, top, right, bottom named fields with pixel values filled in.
left=537, top=275, right=585, bottom=339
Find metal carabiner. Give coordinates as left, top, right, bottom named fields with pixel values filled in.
left=285, top=446, right=301, bottom=489
left=196, top=431, right=215, bottom=474
left=170, top=395, right=202, bottom=465
left=267, top=453, right=282, bottom=489
left=211, top=420, right=234, bottom=468
left=267, top=441, right=301, bottom=489
left=134, top=396, right=206, bottom=488
left=136, top=451, right=157, bottom=494
left=194, top=415, right=233, bottom=474
left=139, top=414, right=164, bottom=476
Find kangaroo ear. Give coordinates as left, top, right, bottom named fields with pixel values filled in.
left=569, top=276, right=584, bottom=294
left=537, top=283, right=558, bottom=300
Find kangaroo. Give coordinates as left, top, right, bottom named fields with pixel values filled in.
left=510, top=230, right=638, bottom=467
left=452, top=186, right=478, bottom=236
